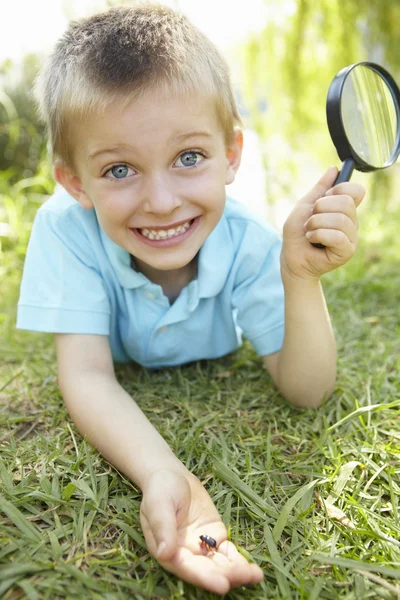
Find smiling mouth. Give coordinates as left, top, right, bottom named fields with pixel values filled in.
left=137, top=219, right=194, bottom=241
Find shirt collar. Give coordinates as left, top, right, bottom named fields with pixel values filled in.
left=197, top=211, right=233, bottom=298
left=101, top=205, right=234, bottom=297
left=100, top=229, right=147, bottom=289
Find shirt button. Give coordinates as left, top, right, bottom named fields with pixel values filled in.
left=159, top=326, right=168, bottom=333
left=145, top=291, right=155, bottom=300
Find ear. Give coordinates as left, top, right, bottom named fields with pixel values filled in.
left=225, top=128, right=244, bottom=185
left=53, top=160, right=94, bottom=209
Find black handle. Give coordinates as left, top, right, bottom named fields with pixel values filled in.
left=311, top=158, right=355, bottom=248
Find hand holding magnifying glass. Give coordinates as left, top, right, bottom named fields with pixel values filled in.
left=311, top=62, right=400, bottom=248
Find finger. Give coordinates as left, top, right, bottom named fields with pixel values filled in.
left=211, top=551, right=253, bottom=578
left=210, top=549, right=264, bottom=587
left=323, top=182, right=365, bottom=207
left=218, top=540, right=246, bottom=560
left=298, top=166, right=339, bottom=206
left=312, top=194, right=358, bottom=221
left=305, top=227, right=355, bottom=253
left=164, top=548, right=231, bottom=595
left=217, top=541, right=264, bottom=584
left=164, top=546, right=262, bottom=593
left=304, top=212, right=358, bottom=244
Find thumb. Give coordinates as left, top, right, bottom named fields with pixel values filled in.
left=299, top=166, right=338, bottom=206
left=143, top=492, right=179, bottom=561
left=141, top=470, right=191, bottom=562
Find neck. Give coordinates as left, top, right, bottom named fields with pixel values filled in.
left=132, top=256, right=197, bottom=302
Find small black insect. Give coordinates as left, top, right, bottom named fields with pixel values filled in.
left=199, top=534, right=217, bottom=552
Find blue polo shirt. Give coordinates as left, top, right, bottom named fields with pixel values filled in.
left=16, top=189, right=284, bottom=367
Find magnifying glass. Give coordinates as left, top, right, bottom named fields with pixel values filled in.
left=312, top=61, right=400, bottom=248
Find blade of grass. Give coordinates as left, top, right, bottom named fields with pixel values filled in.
left=213, top=458, right=278, bottom=518
left=0, top=493, right=42, bottom=542
left=326, top=460, right=360, bottom=504
left=114, top=519, right=147, bottom=549
left=311, top=554, right=400, bottom=578
left=327, top=399, right=400, bottom=431
left=264, top=522, right=299, bottom=593
left=272, top=479, right=320, bottom=541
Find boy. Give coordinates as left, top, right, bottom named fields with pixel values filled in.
left=16, top=4, right=365, bottom=595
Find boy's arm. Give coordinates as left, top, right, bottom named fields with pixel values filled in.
left=263, top=276, right=336, bottom=409
left=55, top=333, right=263, bottom=593
left=263, top=168, right=365, bottom=410
left=55, top=333, right=187, bottom=488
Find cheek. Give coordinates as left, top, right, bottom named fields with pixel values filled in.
left=94, top=188, right=137, bottom=223
left=191, top=167, right=227, bottom=202
left=202, top=174, right=227, bottom=210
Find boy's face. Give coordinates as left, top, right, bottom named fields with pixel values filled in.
left=56, top=87, right=243, bottom=278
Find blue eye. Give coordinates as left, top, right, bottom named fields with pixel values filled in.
left=110, top=165, right=129, bottom=179
left=175, top=151, right=204, bottom=168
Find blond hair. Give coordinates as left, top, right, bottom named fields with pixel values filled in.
left=34, top=3, right=242, bottom=167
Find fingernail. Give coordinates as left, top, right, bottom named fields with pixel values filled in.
left=305, top=231, right=312, bottom=239
left=157, top=541, right=166, bottom=557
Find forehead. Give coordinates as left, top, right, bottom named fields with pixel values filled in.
left=75, top=88, right=224, bottom=156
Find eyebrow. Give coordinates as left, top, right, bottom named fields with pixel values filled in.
left=88, top=131, right=213, bottom=161
left=172, top=130, right=213, bottom=143
left=88, top=144, right=134, bottom=161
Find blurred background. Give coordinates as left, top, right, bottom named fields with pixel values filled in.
left=1, top=0, right=400, bottom=291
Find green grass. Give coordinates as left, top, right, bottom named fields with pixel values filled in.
left=1, top=193, right=400, bottom=599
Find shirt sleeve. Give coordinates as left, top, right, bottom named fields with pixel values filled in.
left=231, top=221, right=284, bottom=356
left=16, top=205, right=111, bottom=334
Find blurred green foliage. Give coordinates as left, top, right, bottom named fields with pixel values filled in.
left=239, top=0, right=400, bottom=207
left=0, top=54, right=54, bottom=276
left=0, top=54, right=48, bottom=184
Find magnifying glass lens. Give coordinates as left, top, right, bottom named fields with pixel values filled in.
left=341, top=65, right=398, bottom=168
left=314, top=62, right=400, bottom=248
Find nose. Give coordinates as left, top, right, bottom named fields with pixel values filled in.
left=141, top=172, right=182, bottom=215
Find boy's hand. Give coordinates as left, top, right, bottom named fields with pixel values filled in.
left=281, top=166, right=366, bottom=281
left=140, top=469, right=263, bottom=595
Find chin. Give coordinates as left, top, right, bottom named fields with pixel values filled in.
left=153, top=258, right=193, bottom=272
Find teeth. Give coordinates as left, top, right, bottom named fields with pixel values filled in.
left=139, top=220, right=192, bottom=240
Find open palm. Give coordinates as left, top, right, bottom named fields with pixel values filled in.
left=140, top=469, right=264, bottom=595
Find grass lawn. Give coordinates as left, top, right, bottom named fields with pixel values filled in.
left=1, top=195, right=400, bottom=599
